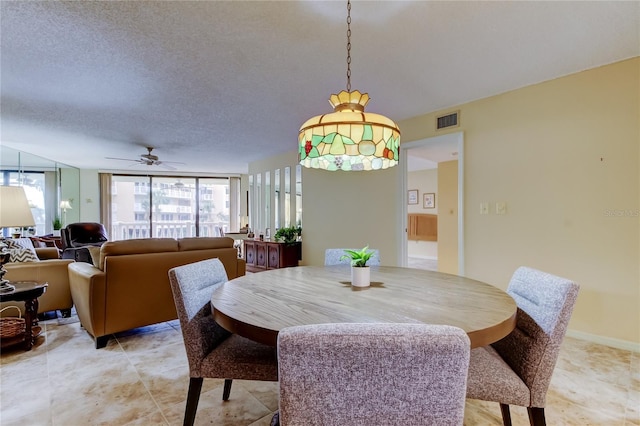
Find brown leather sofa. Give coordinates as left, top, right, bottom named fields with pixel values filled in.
left=1, top=247, right=74, bottom=317
left=68, top=237, right=245, bottom=348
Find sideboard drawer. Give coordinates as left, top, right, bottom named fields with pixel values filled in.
left=268, top=245, right=280, bottom=269
left=243, top=240, right=301, bottom=273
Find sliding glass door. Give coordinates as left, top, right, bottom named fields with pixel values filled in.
left=197, top=178, right=230, bottom=237
left=110, top=175, right=230, bottom=241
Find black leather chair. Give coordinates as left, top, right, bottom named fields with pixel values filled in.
left=61, top=222, right=109, bottom=263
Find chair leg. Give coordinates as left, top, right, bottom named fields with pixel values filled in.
left=184, top=377, right=203, bottom=426
left=499, top=403, right=513, bottom=426
left=270, top=411, right=280, bottom=426
left=527, top=407, right=546, bottom=426
left=222, top=379, right=233, bottom=401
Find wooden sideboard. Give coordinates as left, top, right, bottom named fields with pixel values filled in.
left=244, top=240, right=301, bottom=273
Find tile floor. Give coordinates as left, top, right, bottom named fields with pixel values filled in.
left=407, top=256, right=438, bottom=271
left=1, top=312, right=638, bottom=426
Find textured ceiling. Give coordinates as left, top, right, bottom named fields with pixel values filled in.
left=1, top=1, right=638, bottom=174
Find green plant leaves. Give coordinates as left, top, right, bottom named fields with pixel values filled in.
left=340, top=245, right=373, bottom=267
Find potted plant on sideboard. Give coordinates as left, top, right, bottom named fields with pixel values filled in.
left=274, top=226, right=301, bottom=244
left=340, top=246, right=374, bottom=288
left=52, top=216, right=63, bottom=236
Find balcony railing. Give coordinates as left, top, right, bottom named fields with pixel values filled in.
left=111, top=221, right=228, bottom=241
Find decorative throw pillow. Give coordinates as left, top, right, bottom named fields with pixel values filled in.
left=4, top=237, right=36, bottom=251
left=8, top=248, right=39, bottom=263
left=4, top=238, right=38, bottom=260
left=87, top=246, right=102, bottom=269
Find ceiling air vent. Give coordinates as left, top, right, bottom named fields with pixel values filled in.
left=436, top=111, right=460, bottom=130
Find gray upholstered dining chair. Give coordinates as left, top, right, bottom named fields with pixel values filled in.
left=276, top=323, right=471, bottom=426
left=168, top=258, right=278, bottom=426
left=466, top=266, right=580, bottom=426
left=324, top=248, right=381, bottom=266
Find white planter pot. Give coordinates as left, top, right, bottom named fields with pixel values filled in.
left=52, top=230, right=61, bottom=237
left=351, top=266, right=370, bottom=288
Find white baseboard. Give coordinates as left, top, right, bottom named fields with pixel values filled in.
left=566, top=329, right=640, bottom=353
left=407, top=255, right=438, bottom=260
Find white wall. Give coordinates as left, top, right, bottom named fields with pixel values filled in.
left=248, top=150, right=301, bottom=238
left=79, top=169, right=100, bottom=222
left=60, top=167, right=80, bottom=225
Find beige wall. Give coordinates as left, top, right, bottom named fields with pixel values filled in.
left=302, top=167, right=402, bottom=267
left=249, top=151, right=402, bottom=267
left=293, top=57, right=639, bottom=346
left=437, top=160, right=458, bottom=274
left=400, top=58, right=639, bottom=345
left=408, top=168, right=438, bottom=259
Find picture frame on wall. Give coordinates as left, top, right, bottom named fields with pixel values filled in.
left=408, top=189, right=418, bottom=205
left=423, top=193, right=435, bottom=209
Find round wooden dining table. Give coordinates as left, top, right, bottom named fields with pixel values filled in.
left=211, top=265, right=517, bottom=349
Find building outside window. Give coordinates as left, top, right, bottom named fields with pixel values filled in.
left=110, top=175, right=231, bottom=241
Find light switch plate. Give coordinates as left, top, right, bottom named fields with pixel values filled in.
left=480, top=202, right=489, bottom=215
left=496, top=202, right=507, bottom=215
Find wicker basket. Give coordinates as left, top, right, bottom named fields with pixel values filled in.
left=0, top=306, right=26, bottom=339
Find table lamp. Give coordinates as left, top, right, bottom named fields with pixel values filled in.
left=0, top=186, right=36, bottom=291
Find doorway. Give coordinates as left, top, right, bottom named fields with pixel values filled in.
left=399, top=132, right=464, bottom=275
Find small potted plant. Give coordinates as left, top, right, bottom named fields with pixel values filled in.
left=340, top=246, right=374, bottom=287
left=274, top=226, right=301, bottom=245
left=52, top=216, right=63, bottom=236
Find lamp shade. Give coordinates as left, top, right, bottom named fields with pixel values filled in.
left=299, top=90, right=401, bottom=171
left=59, top=200, right=72, bottom=210
left=0, top=186, right=36, bottom=228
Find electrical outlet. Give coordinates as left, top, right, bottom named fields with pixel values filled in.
left=480, top=202, right=489, bottom=215
left=496, top=202, right=507, bottom=215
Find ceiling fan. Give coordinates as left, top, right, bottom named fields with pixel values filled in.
left=106, top=147, right=185, bottom=170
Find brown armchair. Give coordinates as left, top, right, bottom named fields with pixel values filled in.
left=61, top=222, right=108, bottom=263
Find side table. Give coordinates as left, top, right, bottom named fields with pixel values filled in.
left=0, top=281, right=48, bottom=351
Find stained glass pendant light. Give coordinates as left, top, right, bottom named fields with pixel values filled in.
left=298, top=0, right=401, bottom=171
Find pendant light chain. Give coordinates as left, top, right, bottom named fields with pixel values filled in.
left=346, top=0, right=352, bottom=92
left=298, top=0, right=401, bottom=171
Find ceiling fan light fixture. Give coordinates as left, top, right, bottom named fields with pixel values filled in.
left=298, top=0, right=400, bottom=172
left=141, top=146, right=159, bottom=162
left=105, top=146, right=184, bottom=171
